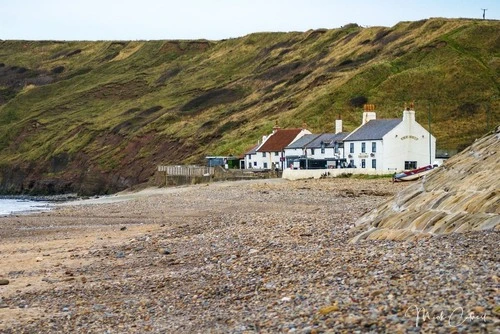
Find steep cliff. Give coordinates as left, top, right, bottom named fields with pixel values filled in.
left=0, top=18, right=498, bottom=195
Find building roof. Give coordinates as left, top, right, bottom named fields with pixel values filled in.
left=244, top=143, right=260, bottom=155
left=307, top=133, right=348, bottom=148
left=285, top=134, right=319, bottom=149
left=344, top=119, right=402, bottom=141
left=257, top=128, right=304, bottom=152
left=325, top=132, right=349, bottom=147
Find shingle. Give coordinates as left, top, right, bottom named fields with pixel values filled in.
left=344, top=119, right=401, bottom=141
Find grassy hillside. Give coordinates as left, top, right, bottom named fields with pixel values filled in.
left=0, top=18, right=499, bottom=195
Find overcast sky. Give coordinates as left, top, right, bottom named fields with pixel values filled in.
left=1, top=0, right=498, bottom=40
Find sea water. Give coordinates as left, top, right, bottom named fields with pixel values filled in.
left=0, top=198, right=52, bottom=216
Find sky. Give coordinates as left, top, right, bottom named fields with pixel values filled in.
left=1, top=0, right=499, bottom=41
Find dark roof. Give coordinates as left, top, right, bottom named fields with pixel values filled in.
left=326, top=132, right=349, bottom=147
left=307, top=133, right=347, bottom=148
left=344, top=119, right=401, bottom=141
left=257, top=128, right=304, bottom=152
left=244, top=143, right=260, bottom=155
left=285, top=134, right=319, bottom=149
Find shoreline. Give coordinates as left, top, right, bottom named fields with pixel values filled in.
left=0, top=178, right=498, bottom=332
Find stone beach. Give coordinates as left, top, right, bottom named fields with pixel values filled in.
left=0, top=177, right=498, bottom=333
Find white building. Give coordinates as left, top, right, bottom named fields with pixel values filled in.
left=284, top=132, right=348, bottom=169
left=244, top=126, right=311, bottom=170
left=342, top=104, right=436, bottom=172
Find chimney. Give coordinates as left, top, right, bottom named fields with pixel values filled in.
left=362, top=104, right=376, bottom=125
left=402, top=102, right=415, bottom=123
left=335, top=118, right=343, bottom=134
left=272, top=120, right=280, bottom=133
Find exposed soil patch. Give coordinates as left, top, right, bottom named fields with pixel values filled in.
left=421, top=40, right=448, bottom=53
left=340, top=31, right=360, bottom=45
left=305, top=74, right=332, bottom=90
left=180, top=87, right=247, bottom=113
left=160, top=41, right=212, bottom=55
left=256, top=61, right=303, bottom=81
left=261, top=99, right=298, bottom=116
left=51, top=66, right=65, bottom=74
left=122, top=107, right=141, bottom=115
left=83, top=79, right=150, bottom=100
left=285, top=71, right=312, bottom=87
left=216, top=119, right=248, bottom=133
left=372, top=29, right=406, bottom=46
left=255, top=38, right=301, bottom=59
left=302, top=28, right=328, bottom=42
left=112, top=106, right=164, bottom=135
left=139, top=106, right=163, bottom=117
left=155, top=67, right=182, bottom=85
left=50, top=49, right=81, bottom=59
left=0, top=65, right=44, bottom=89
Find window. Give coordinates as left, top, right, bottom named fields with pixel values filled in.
left=310, top=148, right=315, bottom=155
left=361, top=142, right=366, bottom=153
left=253, top=161, right=257, bottom=167
left=248, top=154, right=251, bottom=160
left=405, top=161, right=417, bottom=170
left=349, top=159, right=355, bottom=168
left=372, top=142, right=376, bottom=153
left=361, top=159, right=366, bottom=168
left=350, top=143, right=354, bottom=153
left=321, top=147, right=325, bottom=154
left=335, top=142, right=343, bottom=154
left=275, top=152, right=279, bottom=156
left=372, top=159, right=376, bottom=169
left=262, top=152, right=266, bottom=157
left=263, top=162, right=268, bottom=169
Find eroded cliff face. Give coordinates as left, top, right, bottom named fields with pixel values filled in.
left=350, top=126, right=499, bottom=242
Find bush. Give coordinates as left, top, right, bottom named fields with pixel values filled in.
left=350, top=95, right=368, bottom=108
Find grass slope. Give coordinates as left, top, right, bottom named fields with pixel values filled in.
left=0, top=18, right=498, bottom=194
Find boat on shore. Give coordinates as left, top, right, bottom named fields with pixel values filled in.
left=393, top=165, right=435, bottom=182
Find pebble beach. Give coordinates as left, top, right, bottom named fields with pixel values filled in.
left=0, top=178, right=498, bottom=333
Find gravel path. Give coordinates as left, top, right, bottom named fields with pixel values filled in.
left=0, top=178, right=498, bottom=333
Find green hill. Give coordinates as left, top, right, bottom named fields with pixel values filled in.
left=0, top=18, right=499, bottom=195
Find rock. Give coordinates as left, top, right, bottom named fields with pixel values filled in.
left=351, top=128, right=500, bottom=242
left=159, top=248, right=171, bottom=255
left=0, top=279, right=10, bottom=285
left=318, top=304, right=339, bottom=315
left=120, top=226, right=127, bottom=231
left=472, top=306, right=485, bottom=314
left=41, top=277, right=58, bottom=284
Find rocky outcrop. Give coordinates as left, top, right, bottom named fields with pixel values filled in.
left=350, top=126, right=500, bottom=242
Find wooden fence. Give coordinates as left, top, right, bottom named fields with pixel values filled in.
left=157, top=165, right=214, bottom=177
left=155, top=165, right=279, bottom=187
